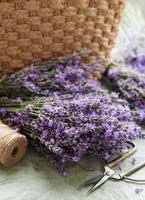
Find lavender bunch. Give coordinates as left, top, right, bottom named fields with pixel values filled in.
left=112, top=29, right=145, bottom=70
left=111, top=30, right=145, bottom=74
left=107, top=66, right=145, bottom=125
left=0, top=52, right=103, bottom=99
left=109, top=30, right=145, bottom=125
left=1, top=90, right=141, bottom=173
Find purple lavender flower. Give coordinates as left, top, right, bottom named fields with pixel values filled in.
left=134, top=188, right=144, bottom=194
left=108, top=68, right=119, bottom=81
left=11, top=97, right=22, bottom=103
left=116, top=163, right=123, bottom=170
left=0, top=108, right=6, bottom=118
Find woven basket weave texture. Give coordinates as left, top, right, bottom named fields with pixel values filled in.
left=0, top=0, right=124, bottom=75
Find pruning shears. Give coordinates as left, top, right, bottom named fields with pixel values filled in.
left=81, top=142, right=145, bottom=193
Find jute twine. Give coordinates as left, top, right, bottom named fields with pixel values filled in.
left=0, top=122, right=28, bottom=167
left=0, top=0, right=124, bottom=77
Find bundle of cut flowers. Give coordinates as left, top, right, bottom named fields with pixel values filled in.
left=1, top=90, right=141, bottom=173
left=111, top=29, right=145, bottom=69
left=0, top=51, right=103, bottom=99
left=107, top=25, right=145, bottom=125
left=106, top=66, right=145, bottom=125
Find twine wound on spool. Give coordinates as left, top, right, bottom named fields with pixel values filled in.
left=0, top=122, right=28, bottom=167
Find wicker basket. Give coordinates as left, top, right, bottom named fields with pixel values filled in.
left=0, top=0, right=124, bottom=76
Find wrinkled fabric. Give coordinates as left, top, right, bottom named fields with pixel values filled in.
left=0, top=140, right=145, bottom=200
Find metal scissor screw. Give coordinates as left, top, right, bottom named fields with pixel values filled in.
left=105, top=171, right=112, bottom=176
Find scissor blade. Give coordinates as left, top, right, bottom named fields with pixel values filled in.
left=80, top=173, right=104, bottom=188
left=89, top=166, right=115, bottom=193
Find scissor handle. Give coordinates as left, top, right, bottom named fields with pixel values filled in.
left=107, top=142, right=137, bottom=168
left=119, top=160, right=145, bottom=179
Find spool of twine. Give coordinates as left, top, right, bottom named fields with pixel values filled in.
left=0, top=122, right=28, bottom=167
